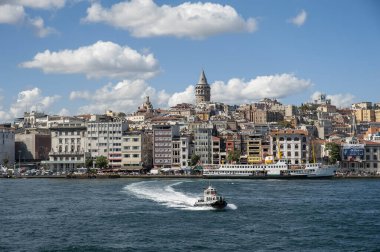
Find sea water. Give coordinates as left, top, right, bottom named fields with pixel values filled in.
left=0, top=179, right=379, bottom=251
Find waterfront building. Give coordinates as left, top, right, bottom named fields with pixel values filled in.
left=340, top=139, right=380, bottom=174
left=195, top=70, right=211, bottom=105
left=0, top=124, right=15, bottom=166
left=121, top=131, right=152, bottom=172
left=245, top=134, right=263, bottom=164
left=152, top=125, right=180, bottom=168
left=193, top=128, right=213, bottom=164
left=172, top=135, right=190, bottom=168
left=86, top=115, right=128, bottom=169
left=15, top=129, right=51, bottom=163
left=211, top=136, right=222, bottom=165
left=42, top=121, right=88, bottom=173
left=270, top=129, right=310, bottom=164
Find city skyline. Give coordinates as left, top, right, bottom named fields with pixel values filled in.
left=1, top=0, right=379, bottom=122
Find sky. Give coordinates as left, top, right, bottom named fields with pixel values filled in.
left=0, top=0, right=379, bottom=122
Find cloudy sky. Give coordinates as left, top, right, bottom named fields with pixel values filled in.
left=0, top=0, right=379, bottom=122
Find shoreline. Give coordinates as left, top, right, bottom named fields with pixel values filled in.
left=2, top=174, right=380, bottom=179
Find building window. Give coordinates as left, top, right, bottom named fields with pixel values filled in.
left=374, top=163, right=378, bottom=168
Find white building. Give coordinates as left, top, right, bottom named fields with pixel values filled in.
left=86, top=116, right=128, bottom=169
left=270, top=129, right=310, bottom=164
left=172, top=136, right=190, bottom=168
left=0, top=125, right=15, bottom=167
left=193, top=128, right=213, bottom=164
left=42, top=121, right=88, bottom=173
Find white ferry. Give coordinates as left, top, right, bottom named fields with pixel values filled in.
left=202, top=160, right=337, bottom=179
left=194, top=186, right=227, bottom=209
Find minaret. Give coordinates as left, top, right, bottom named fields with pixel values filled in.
left=195, top=70, right=211, bottom=105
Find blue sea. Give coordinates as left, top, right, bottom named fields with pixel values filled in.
left=1, top=178, right=380, bottom=251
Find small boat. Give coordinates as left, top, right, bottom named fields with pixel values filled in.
left=194, top=185, right=227, bottom=209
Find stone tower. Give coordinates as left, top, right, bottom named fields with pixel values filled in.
left=195, top=70, right=211, bottom=105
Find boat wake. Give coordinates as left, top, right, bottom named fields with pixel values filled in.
left=124, top=181, right=237, bottom=211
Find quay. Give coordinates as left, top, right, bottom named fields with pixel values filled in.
left=2, top=174, right=380, bottom=179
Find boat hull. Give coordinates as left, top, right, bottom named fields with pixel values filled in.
left=194, top=200, right=227, bottom=209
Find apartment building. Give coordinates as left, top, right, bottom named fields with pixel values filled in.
left=270, top=129, right=310, bottom=164
left=246, top=134, right=263, bottom=164
left=153, top=125, right=180, bottom=168
left=121, top=131, right=152, bottom=172
left=86, top=116, right=128, bottom=169
left=172, top=136, right=190, bottom=168
left=193, top=128, right=213, bottom=164
left=42, top=121, right=87, bottom=173
left=0, top=124, right=15, bottom=166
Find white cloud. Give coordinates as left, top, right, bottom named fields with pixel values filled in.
left=69, top=73, right=312, bottom=115
left=168, top=85, right=195, bottom=107
left=70, top=80, right=170, bottom=114
left=0, top=0, right=65, bottom=37
left=83, top=0, right=257, bottom=39
left=20, top=41, right=160, bottom=79
left=0, top=87, right=60, bottom=122
left=311, top=91, right=355, bottom=108
left=211, top=74, right=312, bottom=104
left=28, top=16, right=56, bottom=37
left=288, top=9, right=307, bottom=27
left=0, top=4, right=25, bottom=24
left=0, top=0, right=66, bottom=9
left=57, top=107, right=70, bottom=116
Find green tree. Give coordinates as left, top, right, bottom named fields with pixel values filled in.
left=95, top=156, right=108, bottom=169
left=190, top=154, right=200, bottom=166
left=2, top=158, right=9, bottom=168
left=325, top=142, right=341, bottom=164
left=227, top=150, right=241, bottom=164
left=85, top=158, right=93, bottom=168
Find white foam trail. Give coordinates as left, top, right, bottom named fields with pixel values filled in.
left=124, top=181, right=235, bottom=211
left=227, top=203, right=238, bottom=210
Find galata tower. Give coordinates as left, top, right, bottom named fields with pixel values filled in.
left=195, top=70, right=211, bottom=105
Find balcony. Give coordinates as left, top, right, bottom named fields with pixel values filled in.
left=49, top=151, right=85, bottom=156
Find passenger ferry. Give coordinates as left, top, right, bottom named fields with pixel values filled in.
left=202, top=160, right=337, bottom=179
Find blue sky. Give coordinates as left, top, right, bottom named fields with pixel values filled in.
left=0, top=0, right=379, bottom=122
